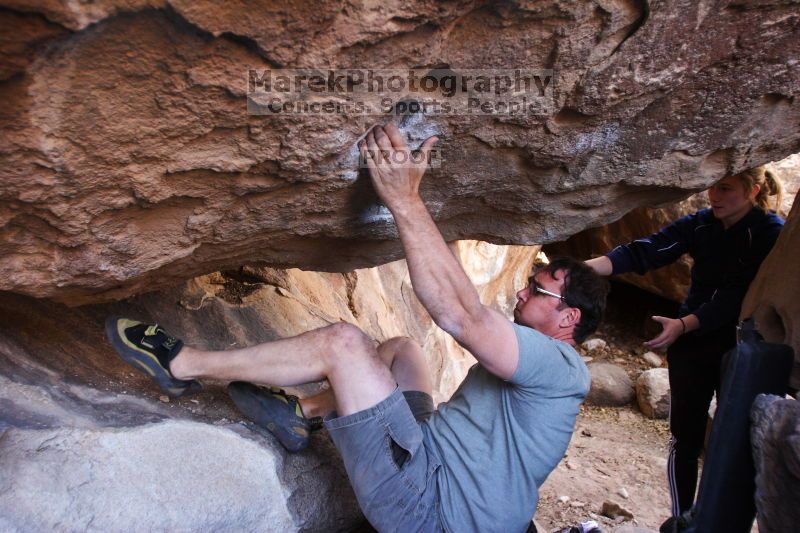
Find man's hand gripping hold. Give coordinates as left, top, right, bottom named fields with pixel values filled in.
left=358, top=124, right=520, bottom=380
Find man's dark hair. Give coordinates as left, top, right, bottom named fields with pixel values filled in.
left=538, top=257, right=609, bottom=344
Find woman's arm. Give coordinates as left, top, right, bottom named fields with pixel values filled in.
left=603, top=213, right=699, bottom=276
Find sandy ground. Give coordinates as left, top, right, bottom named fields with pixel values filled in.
left=534, top=283, right=677, bottom=532
left=535, top=405, right=671, bottom=532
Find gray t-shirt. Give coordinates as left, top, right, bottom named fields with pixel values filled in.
left=421, top=323, right=590, bottom=533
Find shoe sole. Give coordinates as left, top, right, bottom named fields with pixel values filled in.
left=228, top=381, right=310, bottom=452
left=105, top=316, right=201, bottom=398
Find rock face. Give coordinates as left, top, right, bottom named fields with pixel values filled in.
left=2, top=1, right=800, bottom=304
left=741, top=196, right=800, bottom=390
left=636, top=368, right=670, bottom=419
left=586, top=363, right=634, bottom=407
left=750, top=394, right=800, bottom=533
left=0, top=421, right=348, bottom=532
left=0, top=240, right=536, bottom=531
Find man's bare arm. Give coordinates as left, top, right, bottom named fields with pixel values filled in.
left=585, top=256, right=612, bottom=276
left=361, top=125, right=519, bottom=379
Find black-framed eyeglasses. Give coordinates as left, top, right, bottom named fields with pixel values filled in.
left=527, top=275, right=566, bottom=301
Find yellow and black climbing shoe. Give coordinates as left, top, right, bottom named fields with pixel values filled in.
left=227, top=381, right=323, bottom=452
left=105, top=317, right=201, bottom=398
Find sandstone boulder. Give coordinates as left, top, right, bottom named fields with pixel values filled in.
left=0, top=420, right=360, bottom=532
left=1, top=2, right=799, bottom=304
left=742, top=195, right=800, bottom=390
left=636, top=368, right=671, bottom=419
left=586, top=363, right=634, bottom=407
left=750, top=394, right=800, bottom=533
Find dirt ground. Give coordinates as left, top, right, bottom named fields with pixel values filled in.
left=532, top=279, right=690, bottom=532
left=536, top=404, right=671, bottom=531
left=534, top=294, right=675, bottom=532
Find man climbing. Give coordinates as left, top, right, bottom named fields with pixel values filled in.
left=106, top=124, right=608, bottom=532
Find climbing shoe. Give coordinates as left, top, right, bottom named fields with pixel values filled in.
left=105, top=317, right=201, bottom=398
left=227, top=381, right=323, bottom=452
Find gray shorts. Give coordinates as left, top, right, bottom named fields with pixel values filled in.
left=324, top=388, right=442, bottom=532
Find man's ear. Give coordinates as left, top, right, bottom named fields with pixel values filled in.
left=560, top=306, right=581, bottom=329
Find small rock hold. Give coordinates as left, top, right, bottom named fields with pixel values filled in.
left=618, top=487, right=629, bottom=499
left=558, top=495, right=570, bottom=504
left=159, top=395, right=170, bottom=403
left=601, top=500, right=634, bottom=520
left=582, top=338, right=608, bottom=351
left=569, top=501, right=586, bottom=508
left=582, top=356, right=594, bottom=363
left=636, top=368, right=671, bottom=419
left=642, top=351, right=663, bottom=367
left=586, top=363, right=635, bottom=407
left=566, top=461, right=579, bottom=470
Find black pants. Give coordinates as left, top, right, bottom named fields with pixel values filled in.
left=666, top=327, right=736, bottom=516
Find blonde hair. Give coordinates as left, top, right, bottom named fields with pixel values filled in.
left=732, top=165, right=784, bottom=212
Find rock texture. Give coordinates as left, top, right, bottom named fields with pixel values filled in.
left=1, top=1, right=799, bottom=304
left=586, top=362, right=634, bottom=407
left=636, top=368, right=670, bottom=419
left=0, top=240, right=536, bottom=531
left=741, top=192, right=800, bottom=389
left=750, top=394, right=800, bottom=533
left=641, top=351, right=663, bottom=368
left=0, top=421, right=334, bottom=532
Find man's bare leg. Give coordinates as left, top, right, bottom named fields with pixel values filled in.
left=300, top=336, right=433, bottom=418
left=170, top=322, right=395, bottom=416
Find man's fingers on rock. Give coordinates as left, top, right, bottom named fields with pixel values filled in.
left=374, top=128, right=393, bottom=152
left=384, top=124, right=407, bottom=150
left=365, top=154, right=377, bottom=173
left=366, top=131, right=385, bottom=164
left=419, top=136, right=438, bottom=155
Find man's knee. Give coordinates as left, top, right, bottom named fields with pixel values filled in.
left=379, top=336, right=419, bottom=352
left=322, top=322, right=377, bottom=366
left=378, top=336, right=423, bottom=364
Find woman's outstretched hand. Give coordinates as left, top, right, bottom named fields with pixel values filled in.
left=644, top=316, right=685, bottom=350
